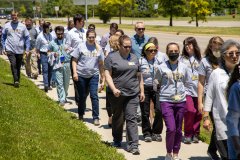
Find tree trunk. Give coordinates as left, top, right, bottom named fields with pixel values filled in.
left=170, top=12, right=173, bottom=26
left=119, top=6, right=122, bottom=24
left=196, top=14, right=198, bottom=27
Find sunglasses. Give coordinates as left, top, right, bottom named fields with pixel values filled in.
left=137, top=28, right=145, bottom=31
left=123, top=45, right=132, bottom=49
left=226, top=51, right=240, bottom=57
left=169, top=50, right=179, bottom=53
left=147, top=49, right=158, bottom=53
left=56, top=33, right=64, bottom=35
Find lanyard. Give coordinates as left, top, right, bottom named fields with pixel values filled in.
left=55, top=39, right=65, bottom=55
left=168, top=61, right=179, bottom=95
left=188, top=57, right=196, bottom=74
left=43, top=33, right=51, bottom=43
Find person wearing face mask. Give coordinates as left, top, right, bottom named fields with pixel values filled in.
left=47, top=26, right=71, bottom=106
left=71, top=30, right=105, bottom=126
left=203, top=40, right=240, bottom=160
left=1, top=11, right=30, bottom=88
left=226, top=62, right=240, bottom=160
left=154, top=42, right=191, bottom=160
left=24, top=17, right=38, bottom=79
left=197, top=36, right=224, bottom=160
left=36, top=22, right=53, bottom=92
left=179, top=37, right=202, bottom=144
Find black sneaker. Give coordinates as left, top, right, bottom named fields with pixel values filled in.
left=79, top=115, right=84, bottom=121
left=112, top=141, right=121, bottom=148
left=183, top=136, right=192, bottom=144
left=152, top=134, right=162, bottom=142
left=192, top=135, right=199, bottom=143
left=14, top=81, right=19, bottom=88
left=207, top=151, right=220, bottom=160
left=127, top=144, right=140, bottom=155
left=44, top=86, right=48, bottom=92
left=144, top=135, right=152, bottom=142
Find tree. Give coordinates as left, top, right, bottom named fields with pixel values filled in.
left=188, top=0, right=211, bottom=27
left=159, top=0, right=186, bottom=26
left=98, top=0, right=132, bottom=24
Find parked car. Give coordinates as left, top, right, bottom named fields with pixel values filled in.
left=0, top=14, right=6, bottom=19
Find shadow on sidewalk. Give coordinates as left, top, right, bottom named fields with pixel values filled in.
left=189, top=157, right=209, bottom=160
left=147, top=156, right=165, bottom=160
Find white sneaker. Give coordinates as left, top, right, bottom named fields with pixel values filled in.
left=173, top=156, right=181, bottom=160
left=165, top=154, right=172, bottom=160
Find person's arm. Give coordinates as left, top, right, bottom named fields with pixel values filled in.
left=203, top=72, right=215, bottom=131
left=72, top=57, right=78, bottom=81
left=137, top=72, right=145, bottom=102
left=105, top=70, right=121, bottom=97
left=24, top=27, right=30, bottom=52
left=98, top=60, right=105, bottom=92
left=1, top=25, right=7, bottom=54
left=198, top=75, right=206, bottom=113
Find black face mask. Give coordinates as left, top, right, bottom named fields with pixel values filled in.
left=168, top=53, right=179, bottom=61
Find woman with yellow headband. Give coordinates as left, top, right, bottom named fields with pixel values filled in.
left=139, top=42, right=164, bottom=142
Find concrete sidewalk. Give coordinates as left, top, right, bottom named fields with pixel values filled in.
left=1, top=54, right=210, bottom=160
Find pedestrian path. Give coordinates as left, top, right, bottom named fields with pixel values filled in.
left=1, top=54, right=210, bottom=160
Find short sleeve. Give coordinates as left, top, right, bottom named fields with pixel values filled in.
left=198, top=60, right=206, bottom=76
left=228, top=83, right=240, bottom=112
left=104, top=55, right=112, bottom=71
left=98, top=50, right=104, bottom=62
left=71, top=47, right=80, bottom=60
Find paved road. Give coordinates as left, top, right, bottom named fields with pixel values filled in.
left=0, top=54, right=211, bottom=160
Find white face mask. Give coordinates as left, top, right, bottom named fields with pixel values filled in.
left=212, top=50, right=221, bottom=58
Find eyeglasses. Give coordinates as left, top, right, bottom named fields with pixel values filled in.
left=123, top=45, right=132, bottom=49
left=226, top=51, right=240, bottom=57
left=87, top=36, right=95, bottom=39
left=56, top=33, right=64, bottom=35
left=147, top=49, right=158, bottom=53
left=184, top=43, right=192, bottom=46
left=137, top=28, right=145, bottom=31
left=88, top=27, right=95, bottom=30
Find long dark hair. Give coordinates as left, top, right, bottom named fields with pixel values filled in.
left=226, top=63, right=240, bottom=100
left=204, top=36, right=224, bottom=67
left=182, top=37, right=201, bottom=61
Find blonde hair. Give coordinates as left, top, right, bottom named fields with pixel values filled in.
left=109, top=35, right=120, bottom=51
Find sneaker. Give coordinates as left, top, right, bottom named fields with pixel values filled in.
left=144, top=135, right=152, bottom=142
left=44, top=86, right=48, bottom=92
left=165, top=154, right=172, bottom=160
left=93, top=119, right=100, bottom=126
left=112, top=141, right=121, bottom=148
left=183, top=136, right=192, bottom=144
left=152, top=134, right=162, bottom=142
left=192, top=135, right=199, bottom=143
left=207, top=151, right=220, bottom=160
left=127, top=144, right=140, bottom=155
left=14, top=81, right=19, bottom=88
left=79, top=115, right=84, bottom=121
left=173, top=156, right=181, bottom=160
left=59, top=102, right=65, bottom=106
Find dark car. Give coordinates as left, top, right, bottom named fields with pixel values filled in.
left=0, top=14, right=6, bottom=19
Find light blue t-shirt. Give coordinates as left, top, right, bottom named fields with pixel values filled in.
left=2, top=21, right=30, bottom=54
left=139, top=56, right=164, bottom=86
left=131, top=34, right=149, bottom=59
left=179, top=55, right=200, bottom=97
left=154, top=61, right=192, bottom=103
left=71, top=42, right=104, bottom=78
left=36, top=32, right=53, bottom=53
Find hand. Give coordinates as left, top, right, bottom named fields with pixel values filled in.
left=139, top=91, right=145, bottom=102
left=198, top=103, right=204, bottom=114
left=73, top=73, right=78, bottom=81
left=113, top=88, right=121, bottom=97
left=98, top=82, right=104, bottom=93
left=203, top=119, right=211, bottom=131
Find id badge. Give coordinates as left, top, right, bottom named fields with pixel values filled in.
left=128, top=62, right=135, bottom=66
left=60, top=55, right=65, bottom=63
left=172, top=95, right=181, bottom=101
left=191, top=75, right=198, bottom=81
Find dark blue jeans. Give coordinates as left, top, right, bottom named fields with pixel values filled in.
left=40, top=52, right=52, bottom=87
left=76, top=74, right=99, bottom=120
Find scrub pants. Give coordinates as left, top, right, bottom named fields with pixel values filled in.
left=160, top=101, right=186, bottom=154
left=55, top=62, right=71, bottom=103
left=40, top=52, right=52, bottom=87
left=109, top=94, right=139, bottom=147
left=184, top=95, right=202, bottom=138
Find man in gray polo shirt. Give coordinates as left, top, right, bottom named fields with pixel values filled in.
left=2, top=11, right=30, bottom=87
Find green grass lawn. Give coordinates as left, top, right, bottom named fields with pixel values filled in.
left=0, top=58, right=125, bottom=160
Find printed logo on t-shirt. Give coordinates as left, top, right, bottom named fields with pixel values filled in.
left=82, top=49, right=99, bottom=57
left=128, top=62, right=135, bottom=66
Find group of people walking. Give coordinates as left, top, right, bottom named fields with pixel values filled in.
left=2, top=11, right=240, bottom=160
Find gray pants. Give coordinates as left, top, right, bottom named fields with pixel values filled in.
left=109, top=94, right=139, bottom=146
